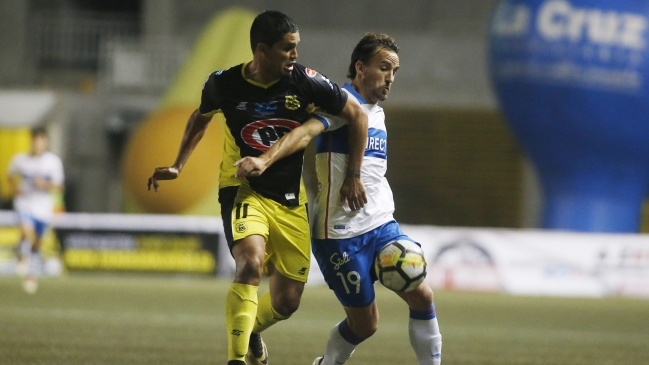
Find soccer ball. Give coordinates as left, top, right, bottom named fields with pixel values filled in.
left=375, top=240, right=427, bottom=292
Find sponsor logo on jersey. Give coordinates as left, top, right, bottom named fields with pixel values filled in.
left=367, top=136, right=387, bottom=152
left=254, top=101, right=278, bottom=115
left=365, top=128, right=388, bottom=159
left=330, top=252, right=351, bottom=270
left=235, top=222, right=248, bottom=233
left=285, top=95, right=301, bottom=110
left=305, top=68, right=317, bottom=77
left=241, top=119, right=301, bottom=151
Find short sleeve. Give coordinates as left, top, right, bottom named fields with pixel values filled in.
left=199, top=71, right=224, bottom=117
left=298, top=66, right=348, bottom=116
left=50, top=155, right=64, bottom=185
left=313, top=111, right=348, bottom=132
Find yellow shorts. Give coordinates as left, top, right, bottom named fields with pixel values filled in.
left=219, top=185, right=311, bottom=282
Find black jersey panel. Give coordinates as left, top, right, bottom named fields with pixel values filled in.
left=199, top=63, right=348, bottom=206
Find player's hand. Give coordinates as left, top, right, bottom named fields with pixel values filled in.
left=33, top=177, right=50, bottom=191
left=339, top=176, right=367, bottom=211
left=147, top=166, right=179, bottom=192
left=234, top=157, right=268, bottom=178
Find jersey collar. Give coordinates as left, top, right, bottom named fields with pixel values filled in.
left=343, top=83, right=370, bottom=105
left=241, top=61, right=281, bottom=89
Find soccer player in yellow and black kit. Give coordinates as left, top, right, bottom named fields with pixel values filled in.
left=147, top=11, right=368, bottom=365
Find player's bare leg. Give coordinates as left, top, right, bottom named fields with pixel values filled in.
left=227, top=235, right=265, bottom=365
left=22, top=233, right=44, bottom=294
left=317, top=301, right=378, bottom=365
left=15, top=222, right=33, bottom=277
left=397, top=282, right=442, bottom=365
left=247, top=261, right=305, bottom=365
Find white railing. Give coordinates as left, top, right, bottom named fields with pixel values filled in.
left=97, top=36, right=189, bottom=93
left=26, top=11, right=188, bottom=94
left=29, top=11, right=139, bottom=69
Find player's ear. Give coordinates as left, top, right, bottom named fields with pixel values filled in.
left=355, top=60, right=365, bottom=76
left=257, top=42, right=269, bottom=57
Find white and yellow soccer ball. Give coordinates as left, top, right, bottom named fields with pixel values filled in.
left=375, top=240, right=427, bottom=292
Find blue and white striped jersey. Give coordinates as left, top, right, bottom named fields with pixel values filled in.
left=311, top=83, right=395, bottom=239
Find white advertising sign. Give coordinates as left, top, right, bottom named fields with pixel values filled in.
left=401, top=225, right=649, bottom=298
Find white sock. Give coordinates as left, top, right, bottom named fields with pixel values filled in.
left=27, top=251, right=42, bottom=278
left=409, top=306, right=442, bottom=365
left=19, top=239, right=31, bottom=258
left=323, top=320, right=364, bottom=365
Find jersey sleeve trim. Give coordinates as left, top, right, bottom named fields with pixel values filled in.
left=313, top=114, right=331, bottom=130
left=314, top=111, right=348, bottom=132
left=201, top=109, right=221, bottom=117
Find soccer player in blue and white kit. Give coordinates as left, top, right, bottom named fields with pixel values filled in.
left=309, top=33, right=442, bottom=365
left=8, top=127, right=64, bottom=294
left=234, top=33, right=442, bottom=365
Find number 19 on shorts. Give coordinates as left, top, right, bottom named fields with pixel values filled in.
left=336, top=271, right=361, bottom=294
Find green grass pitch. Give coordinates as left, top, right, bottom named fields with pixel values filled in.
left=1, top=274, right=648, bottom=365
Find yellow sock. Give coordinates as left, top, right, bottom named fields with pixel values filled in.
left=252, top=291, right=291, bottom=333
left=225, top=283, right=259, bottom=361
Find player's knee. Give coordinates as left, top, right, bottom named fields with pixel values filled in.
left=361, top=322, right=378, bottom=338
left=347, top=313, right=378, bottom=339
left=272, top=292, right=301, bottom=316
left=234, top=256, right=263, bottom=283
left=403, top=282, right=434, bottom=309
left=350, top=320, right=378, bottom=339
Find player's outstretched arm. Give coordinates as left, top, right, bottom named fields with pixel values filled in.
left=147, top=109, right=212, bottom=191
left=336, top=96, right=368, bottom=211
left=7, top=172, right=21, bottom=196
left=234, top=118, right=325, bottom=178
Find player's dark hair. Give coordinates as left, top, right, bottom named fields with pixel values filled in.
left=30, top=126, right=48, bottom=138
left=250, top=11, right=299, bottom=52
left=347, top=33, right=399, bottom=79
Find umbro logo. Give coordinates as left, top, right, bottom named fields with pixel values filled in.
left=231, top=329, right=243, bottom=336
left=298, top=267, right=307, bottom=275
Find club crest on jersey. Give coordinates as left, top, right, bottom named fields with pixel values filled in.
left=241, top=119, right=301, bottom=151
left=285, top=95, right=300, bottom=110
left=235, top=222, right=247, bottom=233
left=305, top=68, right=317, bottom=77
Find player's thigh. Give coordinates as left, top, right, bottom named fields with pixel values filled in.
left=229, top=186, right=271, bottom=246
left=312, top=235, right=377, bottom=307
left=265, top=203, right=311, bottom=283
left=371, top=220, right=415, bottom=258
